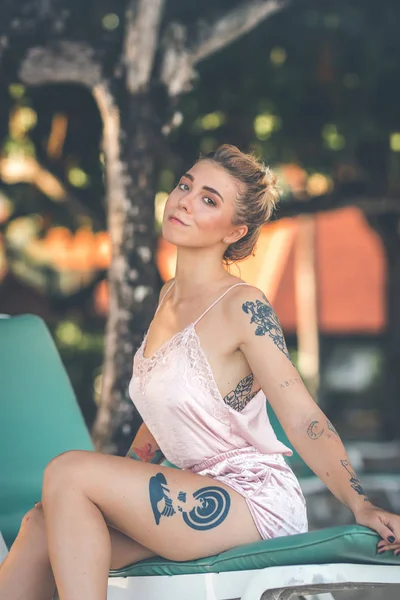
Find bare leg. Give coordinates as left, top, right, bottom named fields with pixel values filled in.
left=42, top=450, right=261, bottom=600
left=0, top=506, right=56, bottom=600
left=0, top=503, right=156, bottom=600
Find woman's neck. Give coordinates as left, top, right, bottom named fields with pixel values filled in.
left=172, top=248, right=229, bottom=302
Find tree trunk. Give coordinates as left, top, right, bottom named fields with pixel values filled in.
left=367, top=214, right=400, bottom=440
left=1, top=0, right=289, bottom=454
left=91, top=82, right=165, bottom=455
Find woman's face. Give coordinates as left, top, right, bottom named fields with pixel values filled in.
left=162, top=160, right=247, bottom=251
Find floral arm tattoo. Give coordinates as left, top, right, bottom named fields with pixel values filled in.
left=127, top=443, right=164, bottom=464
left=242, top=294, right=293, bottom=364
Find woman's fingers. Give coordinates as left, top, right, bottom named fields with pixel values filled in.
left=376, top=519, right=400, bottom=554
left=377, top=542, right=400, bottom=554
left=356, top=507, right=400, bottom=556
left=373, top=520, right=398, bottom=545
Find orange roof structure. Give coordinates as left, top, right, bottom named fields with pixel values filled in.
left=156, top=206, right=386, bottom=335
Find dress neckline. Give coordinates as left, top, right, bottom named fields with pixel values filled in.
left=141, top=322, right=194, bottom=361
left=142, top=280, right=251, bottom=360
left=137, top=322, right=265, bottom=407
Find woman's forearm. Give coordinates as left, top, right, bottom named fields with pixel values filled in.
left=126, top=423, right=165, bottom=464
left=287, top=410, right=371, bottom=516
left=126, top=445, right=164, bottom=463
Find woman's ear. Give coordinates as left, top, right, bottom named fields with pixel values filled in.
left=228, top=225, right=248, bottom=244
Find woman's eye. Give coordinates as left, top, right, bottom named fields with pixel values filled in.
left=178, top=182, right=189, bottom=191
left=204, top=196, right=216, bottom=207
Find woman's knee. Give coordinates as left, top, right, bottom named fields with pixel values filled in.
left=16, top=505, right=51, bottom=562
left=42, top=450, right=89, bottom=499
left=20, top=505, right=46, bottom=538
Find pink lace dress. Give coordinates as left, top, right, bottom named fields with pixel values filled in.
left=129, top=282, right=308, bottom=540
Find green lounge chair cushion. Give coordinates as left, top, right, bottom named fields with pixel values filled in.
left=0, top=315, right=94, bottom=547
left=110, top=524, right=399, bottom=577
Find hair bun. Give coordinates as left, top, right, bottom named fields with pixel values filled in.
left=261, top=166, right=279, bottom=195
left=200, top=144, right=281, bottom=263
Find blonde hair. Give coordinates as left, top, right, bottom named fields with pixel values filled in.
left=201, top=144, right=280, bottom=263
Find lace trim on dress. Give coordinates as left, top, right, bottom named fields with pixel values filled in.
left=134, top=324, right=231, bottom=426
left=133, top=325, right=188, bottom=393
left=184, top=325, right=231, bottom=426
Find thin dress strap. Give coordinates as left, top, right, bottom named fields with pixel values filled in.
left=193, top=282, right=251, bottom=326
left=155, top=280, right=176, bottom=314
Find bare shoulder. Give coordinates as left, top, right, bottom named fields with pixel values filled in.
left=223, top=282, right=265, bottom=325
left=225, top=283, right=283, bottom=342
left=225, top=282, right=270, bottom=316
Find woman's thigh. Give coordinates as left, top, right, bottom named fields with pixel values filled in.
left=108, top=526, right=156, bottom=569
left=43, top=451, right=261, bottom=562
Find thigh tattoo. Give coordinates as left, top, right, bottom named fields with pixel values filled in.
left=149, top=473, right=231, bottom=531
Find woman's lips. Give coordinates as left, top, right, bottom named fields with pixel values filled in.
left=169, top=216, right=188, bottom=226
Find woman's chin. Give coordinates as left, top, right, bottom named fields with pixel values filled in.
left=161, top=223, right=189, bottom=245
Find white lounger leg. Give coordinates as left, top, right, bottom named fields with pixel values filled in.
left=242, top=563, right=400, bottom=600
left=0, top=532, right=8, bottom=566
left=108, top=563, right=400, bottom=600
left=261, top=593, right=335, bottom=599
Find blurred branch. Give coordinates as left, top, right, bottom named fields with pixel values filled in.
left=124, top=0, right=165, bottom=93
left=0, top=155, right=102, bottom=227
left=161, top=0, right=287, bottom=96
left=273, top=191, right=400, bottom=221
left=192, top=0, right=287, bottom=64
left=19, top=41, right=102, bottom=87
left=160, top=23, right=194, bottom=96
left=47, top=113, right=68, bottom=159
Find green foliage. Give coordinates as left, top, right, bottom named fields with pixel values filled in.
left=169, top=0, right=400, bottom=196
left=2, top=0, right=400, bottom=431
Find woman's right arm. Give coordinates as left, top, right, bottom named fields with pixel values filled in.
left=126, top=422, right=164, bottom=464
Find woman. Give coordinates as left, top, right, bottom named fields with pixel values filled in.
left=0, top=144, right=399, bottom=600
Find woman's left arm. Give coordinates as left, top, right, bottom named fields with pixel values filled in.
left=233, top=286, right=400, bottom=554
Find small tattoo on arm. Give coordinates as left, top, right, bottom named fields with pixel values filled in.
left=307, top=420, right=324, bottom=440
left=149, top=473, right=231, bottom=530
left=242, top=296, right=293, bottom=364
left=306, top=418, right=340, bottom=441
left=341, top=460, right=369, bottom=501
left=223, top=373, right=259, bottom=411
left=279, top=377, right=302, bottom=390
left=326, top=419, right=339, bottom=438
left=127, top=443, right=163, bottom=464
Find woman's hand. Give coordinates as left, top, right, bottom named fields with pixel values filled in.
left=354, top=503, right=400, bottom=556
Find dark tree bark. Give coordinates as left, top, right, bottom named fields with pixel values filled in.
left=0, top=0, right=288, bottom=454
left=92, top=83, right=164, bottom=452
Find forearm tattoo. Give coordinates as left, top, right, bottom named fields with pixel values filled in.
left=149, top=473, right=231, bottom=530
left=127, top=443, right=163, bottom=464
left=326, top=419, right=339, bottom=436
left=305, top=423, right=369, bottom=501
left=223, top=373, right=258, bottom=411
left=306, top=418, right=339, bottom=440
left=242, top=294, right=293, bottom=364
left=279, top=377, right=302, bottom=390
left=341, top=460, right=369, bottom=502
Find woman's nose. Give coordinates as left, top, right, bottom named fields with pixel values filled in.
left=178, top=190, right=192, bottom=211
